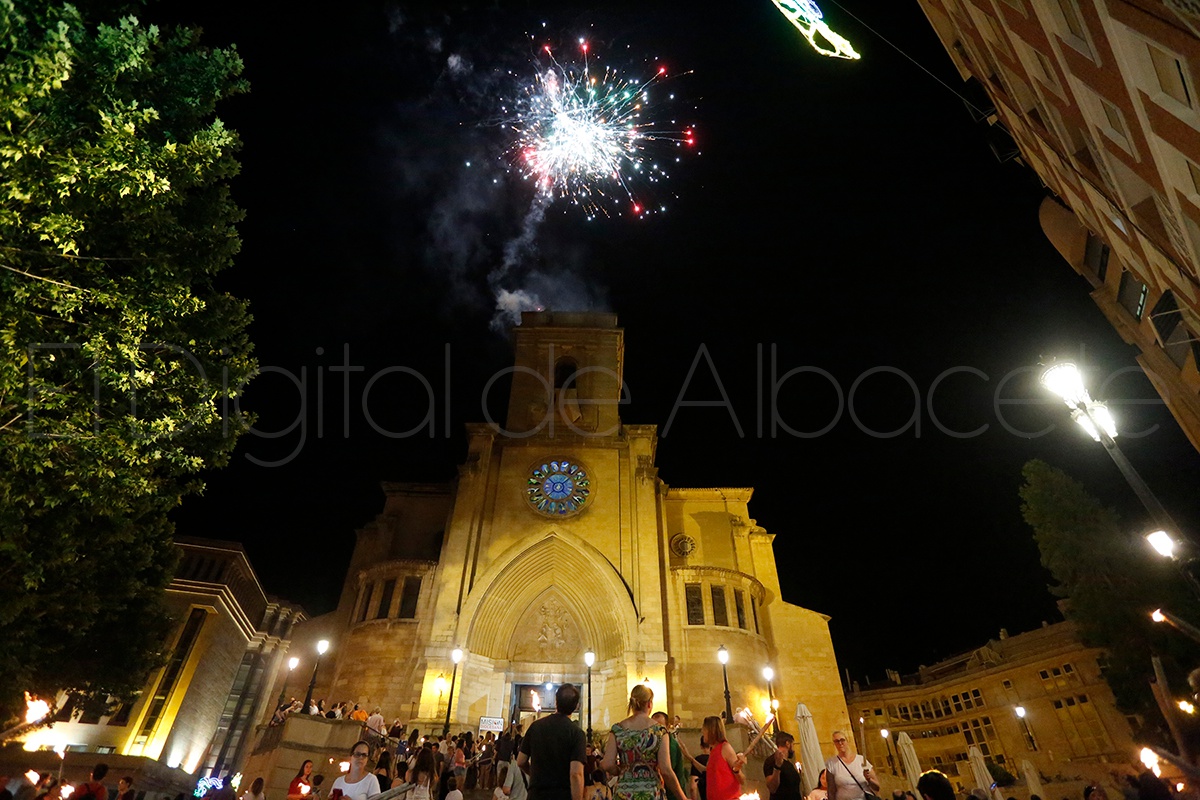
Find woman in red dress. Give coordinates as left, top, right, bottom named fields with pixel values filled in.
left=700, top=717, right=744, bottom=800
left=288, top=761, right=314, bottom=800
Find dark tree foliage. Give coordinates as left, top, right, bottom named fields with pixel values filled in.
left=1020, top=460, right=1200, bottom=745
left=0, top=1, right=254, bottom=722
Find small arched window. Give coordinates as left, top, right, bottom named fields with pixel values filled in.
left=554, top=358, right=578, bottom=390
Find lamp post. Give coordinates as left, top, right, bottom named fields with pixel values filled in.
left=442, top=647, right=463, bottom=737
left=278, top=657, right=300, bottom=707
left=1145, top=531, right=1200, bottom=600
left=880, top=728, right=895, bottom=774
left=1040, top=361, right=1176, bottom=527
left=1015, top=706, right=1038, bottom=751
left=302, top=640, right=330, bottom=713
left=717, top=646, right=732, bottom=722
left=762, top=666, right=777, bottom=734
left=584, top=650, right=595, bottom=743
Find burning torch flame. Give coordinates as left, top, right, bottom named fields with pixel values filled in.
left=61, top=786, right=76, bottom=799
left=25, top=692, right=50, bottom=724
left=339, top=762, right=350, bottom=773
left=1140, top=747, right=1161, bottom=777
left=25, top=772, right=39, bottom=785
left=300, top=786, right=311, bottom=796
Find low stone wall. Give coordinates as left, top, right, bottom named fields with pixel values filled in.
left=239, top=714, right=366, bottom=800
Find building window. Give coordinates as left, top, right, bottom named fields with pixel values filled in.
left=356, top=583, right=374, bottom=623
left=1188, top=160, right=1200, bottom=196
left=1056, top=0, right=1086, bottom=39
left=711, top=586, right=729, bottom=626
left=108, top=702, right=133, bottom=727
left=1118, top=271, right=1149, bottom=319
left=376, top=579, right=396, bottom=619
left=1002, top=679, right=1013, bottom=690
left=685, top=584, right=705, bottom=625
left=1053, top=694, right=1113, bottom=755
left=1148, top=43, right=1193, bottom=107
left=399, top=576, right=421, bottom=619
left=734, top=590, right=747, bottom=629
left=962, top=716, right=1004, bottom=760
left=136, top=607, right=207, bottom=746
left=1084, top=234, right=1110, bottom=281
left=751, top=598, right=760, bottom=633
left=1100, top=97, right=1129, bottom=144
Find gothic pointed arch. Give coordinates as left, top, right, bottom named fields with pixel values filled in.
left=460, top=531, right=636, bottom=663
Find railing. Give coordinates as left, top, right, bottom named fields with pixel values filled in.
left=370, top=782, right=414, bottom=800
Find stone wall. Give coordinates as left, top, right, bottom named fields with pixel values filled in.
left=240, top=714, right=365, bottom=800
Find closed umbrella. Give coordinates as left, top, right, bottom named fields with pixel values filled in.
left=968, top=746, right=1002, bottom=800
left=795, top=703, right=826, bottom=796
left=1020, top=759, right=1043, bottom=799
left=896, top=733, right=922, bottom=798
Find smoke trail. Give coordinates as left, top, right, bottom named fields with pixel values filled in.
left=488, top=193, right=551, bottom=330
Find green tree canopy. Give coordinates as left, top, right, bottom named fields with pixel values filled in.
left=1020, top=459, right=1200, bottom=741
left=0, top=0, right=254, bottom=722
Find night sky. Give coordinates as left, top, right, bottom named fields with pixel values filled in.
left=153, top=0, right=1200, bottom=683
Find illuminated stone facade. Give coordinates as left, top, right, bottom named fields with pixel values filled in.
left=16, top=538, right=305, bottom=790
left=916, top=0, right=1200, bottom=452
left=290, top=312, right=849, bottom=750
left=846, top=621, right=1138, bottom=799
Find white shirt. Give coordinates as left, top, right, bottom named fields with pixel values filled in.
left=503, top=757, right=528, bottom=800
left=447, top=790, right=463, bottom=800
left=367, top=713, right=385, bottom=733
left=332, top=773, right=380, bottom=800
left=825, top=754, right=873, bottom=800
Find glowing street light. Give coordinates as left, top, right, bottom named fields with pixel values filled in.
left=278, top=656, right=300, bottom=707
left=718, top=646, right=732, bottom=721
left=1040, top=360, right=1174, bottom=528
left=442, top=647, right=463, bottom=737
left=1178, top=700, right=1195, bottom=715
left=1015, top=706, right=1037, bottom=750
left=1148, top=531, right=1178, bottom=559
left=302, top=640, right=330, bottom=713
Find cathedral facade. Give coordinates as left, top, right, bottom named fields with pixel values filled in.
left=293, top=312, right=848, bottom=740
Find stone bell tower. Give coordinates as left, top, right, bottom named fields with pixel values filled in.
left=504, top=311, right=626, bottom=437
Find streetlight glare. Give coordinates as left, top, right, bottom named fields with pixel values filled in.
left=1015, top=706, right=1026, bottom=718
left=317, top=639, right=329, bottom=655
left=1040, top=362, right=1089, bottom=407
left=451, top=647, right=463, bottom=664
left=763, top=666, right=775, bottom=681
left=1147, top=530, right=1177, bottom=559
left=1152, top=609, right=1167, bottom=623
left=880, top=728, right=889, bottom=738
left=288, top=657, right=299, bottom=670
left=1179, top=700, right=1196, bottom=715
left=584, top=650, right=596, bottom=667
left=717, top=645, right=729, bottom=665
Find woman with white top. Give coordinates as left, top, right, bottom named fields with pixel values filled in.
left=407, top=748, right=438, bottom=800
left=824, top=731, right=879, bottom=800
left=332, top=741, right=382, bottom=800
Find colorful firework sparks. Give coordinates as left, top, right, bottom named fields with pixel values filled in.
left=771, top=0, right=860, bottom=59
left=505, top=40, right=695, bottom=219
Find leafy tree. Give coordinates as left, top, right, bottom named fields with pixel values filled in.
left=1019, top=460, right=1200, bottom=743
left=985, top=762, right=1015, bottom=788
left=0, top=0, right=254, bottom=723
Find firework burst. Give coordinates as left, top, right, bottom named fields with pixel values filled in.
left=505, top=40, right=695, bottom=219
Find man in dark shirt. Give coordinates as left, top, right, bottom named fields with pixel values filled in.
left=763, top=732, right=802, bottom=800
left=517, top=685, right=585, bottom=800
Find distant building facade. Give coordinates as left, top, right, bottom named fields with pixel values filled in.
left=18, top=537, right=304, bottom=786
left=917, top=0, right=1200, bottom=451
left=289, top=312, right=849, bottom=754
left=846, top=621, right=1137, bottom=794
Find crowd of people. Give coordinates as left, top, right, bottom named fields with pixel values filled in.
left=263, top=684, right=1189, bottom=800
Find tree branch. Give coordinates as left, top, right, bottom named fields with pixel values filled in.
left=0, top=262, right=86, bottom=292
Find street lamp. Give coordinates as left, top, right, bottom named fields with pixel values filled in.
left=1015, top=706, right=1037, bottom=750
left=1145, top=531, right=1200, bottom=599
left=762, top=666, right=777, bottom=733
left=442, top=647, right=463, bottom=737
left=717, top=646, right=732, bottom=721
left=1040, top=361, right=1175, bottom=527
left=880, top=728, right=895, bottom=773
left=584, top=650, right=595, bottom=743
left=278, top=656, right=300, bottom=707
left=302, top=640, right=330, bottom=713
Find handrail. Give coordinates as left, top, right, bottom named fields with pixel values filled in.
left=369, top=782, right=414, bottom=800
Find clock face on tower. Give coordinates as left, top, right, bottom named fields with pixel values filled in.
left=526, top=458, right=591, bottom=516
